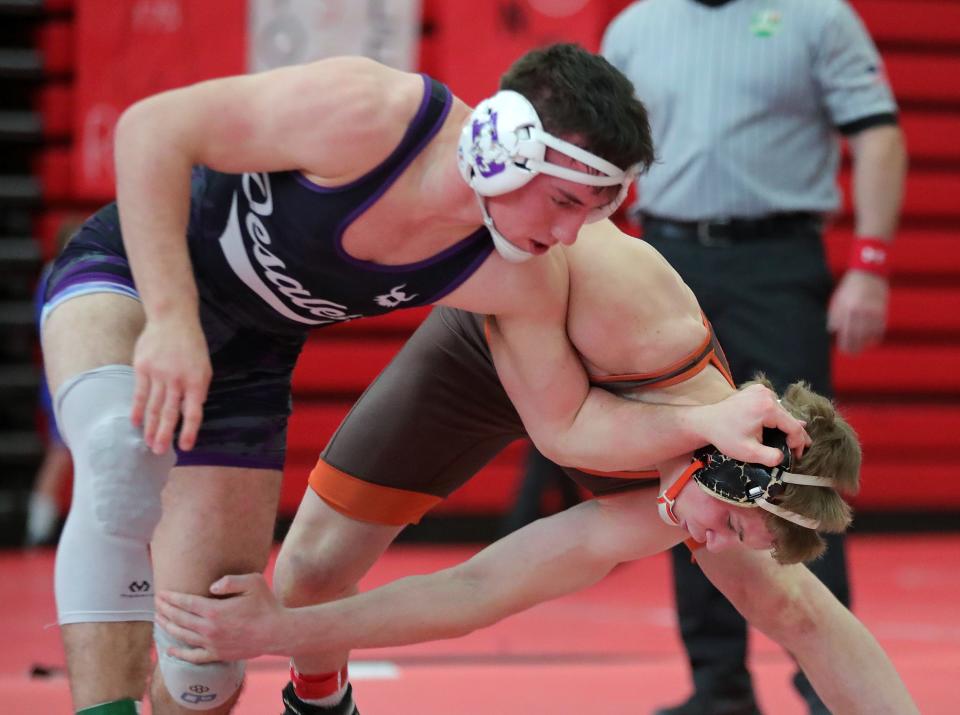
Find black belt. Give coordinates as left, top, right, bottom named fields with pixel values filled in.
left=640, top=212, right=821, bottom=246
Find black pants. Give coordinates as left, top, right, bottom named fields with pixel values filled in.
left=645, top=223, right=851, bottom=710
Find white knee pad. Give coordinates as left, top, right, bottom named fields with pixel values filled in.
left=155, top=626, right=245, bottom=710
left=54, top=365, right=176, bottom=624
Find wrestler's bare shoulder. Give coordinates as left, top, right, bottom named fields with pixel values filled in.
left=563, top=221, right=706, bottom=374
left=292, top=57, right=433, bottom=184
left=141, top=56, right=432, bottom=185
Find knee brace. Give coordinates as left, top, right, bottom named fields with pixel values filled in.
left=155, top=625, right=245, bottom=710
left=54, top=365, right=176, bottom=624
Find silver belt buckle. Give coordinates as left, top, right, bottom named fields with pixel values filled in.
left=696, top=218, right=732, bottom=246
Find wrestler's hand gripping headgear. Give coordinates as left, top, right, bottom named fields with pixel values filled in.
left=458, top=90, right=640, bottom=263
left=657, top=429, right=835, bottom=530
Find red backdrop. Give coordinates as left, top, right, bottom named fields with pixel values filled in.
left=72, top=0, right=246, bottom=199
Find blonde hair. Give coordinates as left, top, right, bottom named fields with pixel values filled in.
left=743, top=376, right=861, bottom=564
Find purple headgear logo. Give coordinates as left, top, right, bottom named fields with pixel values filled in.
left=470, top=109, right=508, bottom=178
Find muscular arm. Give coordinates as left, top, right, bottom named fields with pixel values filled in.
left=116, top=58, right=422, bottom=308
left=115, top=56, right=420, bottom=322
left=487, top=303, right=801, bottom=470
left=155, top=489, right=683, bottom=662
left=697, top=547, right=918, bottom=714
left=111, top=57, right=423, bottom=451
left=290, top=490, right=680, bottom=653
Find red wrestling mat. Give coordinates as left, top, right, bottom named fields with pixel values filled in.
left=1, top=535, right=956, bottom=714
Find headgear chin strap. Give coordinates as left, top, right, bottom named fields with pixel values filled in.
left=458, top=90, right=639, bottom=261
left=658, top=429, right=835, bottom=530
left=474, top=192, right=536, bottom=263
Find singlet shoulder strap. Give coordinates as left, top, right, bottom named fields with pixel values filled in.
left=342, top=75, right=453, bottom=195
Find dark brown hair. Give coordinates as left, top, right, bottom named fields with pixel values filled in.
left=500, top=43, right=655, bottom=175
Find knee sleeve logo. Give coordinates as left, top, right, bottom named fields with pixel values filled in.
left=181, top=684, right=217, bottom=706
left=128, top=580, right=151, bottom=594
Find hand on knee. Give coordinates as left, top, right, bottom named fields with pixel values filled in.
left=58, top=366, right=174, bottom=540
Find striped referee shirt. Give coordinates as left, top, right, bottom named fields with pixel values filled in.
left=602, top=0, right=898, bottom=221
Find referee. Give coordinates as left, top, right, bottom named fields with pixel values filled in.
left=602, top=2, right=907, bottom=714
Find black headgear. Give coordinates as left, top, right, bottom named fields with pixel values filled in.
left=658, top=429, right=833, bottom=529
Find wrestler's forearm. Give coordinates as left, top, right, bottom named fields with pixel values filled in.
left=284, top=501, right=630, bottom=657
left=541, top=387, right=711, bottom=471
left=284, top=570, right=494, bottom=655
left=114, top=97, right=199, bottom=321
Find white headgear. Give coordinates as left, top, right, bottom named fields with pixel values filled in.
left=458, top=90, right=639, bottom=262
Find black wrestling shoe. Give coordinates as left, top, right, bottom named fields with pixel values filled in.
left=281, top=682, right=359, bottom=715
left=653, top=693, right=763, bottom=715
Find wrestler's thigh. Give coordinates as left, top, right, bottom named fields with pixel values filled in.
left=151, top=465, right=282, bottom=593
left=41, top=293, right=145, bottom=394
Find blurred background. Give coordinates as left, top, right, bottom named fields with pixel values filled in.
left=0, top=0, right=957, bottom=546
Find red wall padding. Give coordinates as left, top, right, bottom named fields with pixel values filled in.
left=71, top=0, right=246, bottom=199
left=420, top=0, right=619, bottom=105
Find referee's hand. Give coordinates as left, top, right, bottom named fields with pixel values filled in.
left=828, top=270, right=889, bottom=354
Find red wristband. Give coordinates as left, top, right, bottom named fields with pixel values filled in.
left=848, top=236, right=891, bottom=278
left=290, top=664, right=349, bottom=700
